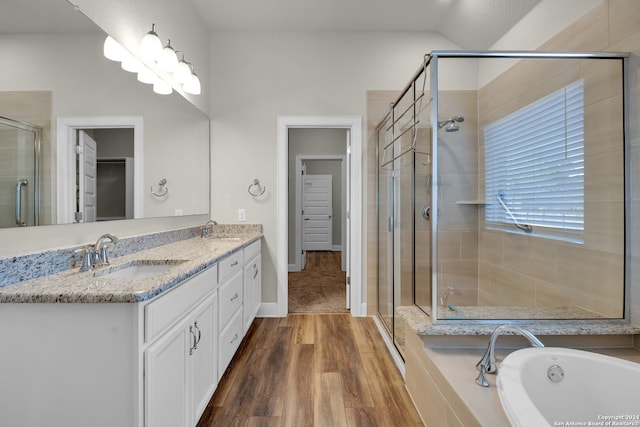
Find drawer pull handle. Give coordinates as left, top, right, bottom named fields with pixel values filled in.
left=231, top=293, right=239, bottom=302
left=231, top=333, right=239, bottom=344
left=194, top=321, right=202, bottom=348
left=230, top=261, right=239, bottom=267
left=253, top=265, right=259, bottom=279
left=189, top=325, right=197, bottom=355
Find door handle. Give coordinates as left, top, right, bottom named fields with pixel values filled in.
left=15, top=179, right=28, bottom=226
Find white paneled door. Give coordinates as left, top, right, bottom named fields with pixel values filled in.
left=302, top=174, right=333, bottom=251
left=78, top=130, right=97, bottom=222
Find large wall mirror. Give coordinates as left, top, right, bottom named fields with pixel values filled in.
left=0, top=0, right=210, bottom=228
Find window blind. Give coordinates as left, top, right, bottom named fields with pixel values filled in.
left=484, top=80, right=584, bottom=234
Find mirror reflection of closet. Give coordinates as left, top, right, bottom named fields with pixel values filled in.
left=75, top=128, right=134, bottom=223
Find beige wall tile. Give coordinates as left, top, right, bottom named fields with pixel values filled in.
left=540, top=1, right=609, bottom=51
left=609, top=0, right=640, bottom=46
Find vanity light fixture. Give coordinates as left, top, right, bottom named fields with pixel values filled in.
left=183, top=67, right=201, bottom=95
left=174, top=52, right=192, bottom=84
left=139, top=23, right=163, bottom=62
left=159, top=39, right=179, bottom=73
left=153, top=79, right=172, bottom=95
left=102, top=28, right=201, bottom=97
left=121, top=51, right=141, bottom=73
left=103, top=36, right=125, bottom=62
left=137, top=66, right=157, bottom=84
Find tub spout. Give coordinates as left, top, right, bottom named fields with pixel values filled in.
left=475, top=324, right=544, bottom=387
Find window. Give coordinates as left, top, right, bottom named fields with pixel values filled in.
left=484, top=80, right=584, bottom=239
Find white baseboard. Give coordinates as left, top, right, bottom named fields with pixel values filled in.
left=288, top=263, right=298, bottom=272
left=331, top=245, right=343, bottom=251
left=257, top=303, right=284, bottom=317
left=372, top=315, right=405, bottom=378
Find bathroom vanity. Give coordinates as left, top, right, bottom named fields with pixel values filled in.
left=0, top=229, right=262, bottom=427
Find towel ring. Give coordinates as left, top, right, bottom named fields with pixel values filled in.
left=248, top=179, right=266, bottom=197
left=151, top=178, right=169, bottom=198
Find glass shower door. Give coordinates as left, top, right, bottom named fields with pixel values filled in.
left=0, top=117, right=40, bottom=228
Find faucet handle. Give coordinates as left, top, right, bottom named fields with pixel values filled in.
left=475, top=366, right=490, bottom=387
left=74, top=245, right=95, bottom=272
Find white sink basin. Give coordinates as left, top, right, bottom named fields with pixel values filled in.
left=95, top=260, right=186, bottom=279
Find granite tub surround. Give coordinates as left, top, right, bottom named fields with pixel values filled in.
left=0, top=225, right=262, bottom=303
left=397, top=305, right=640, bottom=337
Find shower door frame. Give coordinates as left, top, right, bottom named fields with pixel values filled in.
left=428, top=50, right=631, bottom=324
left=0, top=116, right=42, bottom=227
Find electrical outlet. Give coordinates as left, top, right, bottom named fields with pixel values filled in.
left=238, top=208, right=246, bottom=221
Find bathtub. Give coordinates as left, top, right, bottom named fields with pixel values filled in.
left=497, top=347, right=640, bottom=427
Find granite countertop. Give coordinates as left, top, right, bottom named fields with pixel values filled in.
left=398, top=305, right=640, bottom=336
left=0, top=227, right=262, bottom=304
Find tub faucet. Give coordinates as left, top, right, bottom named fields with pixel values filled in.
left=94, top=233, right=119, bottom=266
left=475, top=324, right=544, bottom=387
left=201, top=220, right=218, bottom=238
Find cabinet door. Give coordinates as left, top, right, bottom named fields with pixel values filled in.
left=145, top=324, right=189, bottom=427
left=243, top=254, right=261, bottom=333
left=190, top=292, right=218, bottom=425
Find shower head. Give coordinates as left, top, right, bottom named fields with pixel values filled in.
left=437, top=115, right=464, bottom=132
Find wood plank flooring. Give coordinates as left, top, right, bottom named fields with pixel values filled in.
left=197, top=314, right=423, bottom=427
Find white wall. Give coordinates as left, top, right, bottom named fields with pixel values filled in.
left=209, top=31, right=462, bottom=303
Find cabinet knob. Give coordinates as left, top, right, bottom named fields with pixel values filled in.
left=231, top=293, right=239, bottom=302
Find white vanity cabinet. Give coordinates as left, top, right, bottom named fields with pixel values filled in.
left=0, top=237, right=262, bottom=427
left=217, top=249, right=244, bottom=376
left=143, top=264, right=218, bottom=427
left=243, top=240, right=261, bottom=333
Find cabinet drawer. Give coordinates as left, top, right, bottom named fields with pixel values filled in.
left=144, top=264, right=218, bottom=343
left=243, top=240, right=260, bottom=262
left=218, top=307, right=243, bottom=377
left=218, top=270, right=243, bottom=330
left=218, top=250, right=243, bottom=283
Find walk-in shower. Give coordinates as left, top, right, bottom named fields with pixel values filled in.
left=0, top=116, right=41, bottom=227
left=375, top=50, right=629, bottom=357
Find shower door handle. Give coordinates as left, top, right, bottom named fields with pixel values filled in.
left=15, top=179, right=28, bottom=226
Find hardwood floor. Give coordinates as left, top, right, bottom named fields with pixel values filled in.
left=197, top=314, right=423, bottom=427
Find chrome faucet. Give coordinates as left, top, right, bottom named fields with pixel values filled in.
left=201, top=220, right=218, bottom=238
left=94, top=233, right=119, bottom=266
left=475, top=324, right=544, bottom=387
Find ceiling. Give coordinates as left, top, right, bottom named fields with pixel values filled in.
left=187, top=0, right=542, bottom=49
left=1, top=0, right=542, bottom=50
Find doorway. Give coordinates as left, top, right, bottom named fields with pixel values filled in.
left=276, top=116, right=363, bottom=317
left=56, top=116, right=143, bottom=224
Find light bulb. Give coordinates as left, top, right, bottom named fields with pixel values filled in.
left=139, top=23, right=163, bottom=62
left=183, top=72, right=201, bottom=95
left=103, top=36, right=125, bottom=62
left=158, top=39, right=178, bottom=73
left=121, top=51, right=141, bottom=73
left=137, top=66, right=156, bottom=84
left=153, top=79, right=172, bottom=95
